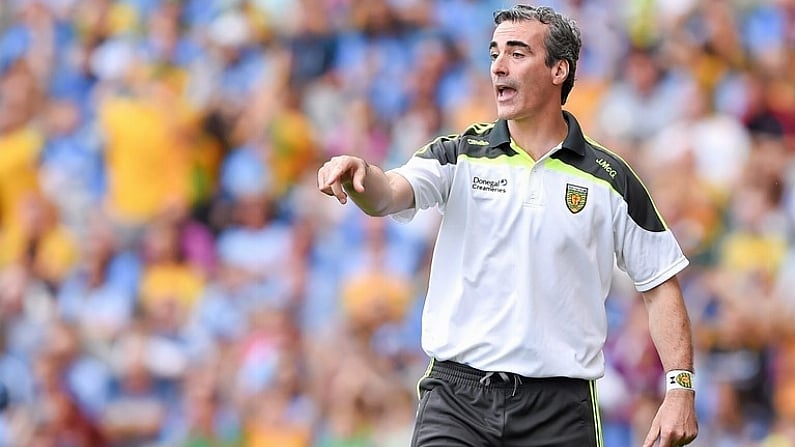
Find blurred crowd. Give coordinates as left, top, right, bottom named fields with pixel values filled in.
left=0, top=0, right=793, bottom=446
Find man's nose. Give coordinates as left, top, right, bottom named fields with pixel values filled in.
left=491, top=54, right=507, bottom=76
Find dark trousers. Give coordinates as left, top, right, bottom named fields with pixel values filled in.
left=411, top=359, right=603, bottom=447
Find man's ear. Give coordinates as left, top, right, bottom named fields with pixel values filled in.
left=552, top=60, right=569, bottom=86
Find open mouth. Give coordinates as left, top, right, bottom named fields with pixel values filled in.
left=496, top=85, right=517, bottom=99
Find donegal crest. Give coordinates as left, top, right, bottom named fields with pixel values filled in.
left=565, top=183, right=588, bottom=214
left=673, top=372, right=693, bottom=389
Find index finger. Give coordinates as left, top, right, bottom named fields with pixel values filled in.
left=318, top=162, right=343, bottom=190
left=658, top=431, right=673, bottom=447
left=642, top=422, right=660, bottom=447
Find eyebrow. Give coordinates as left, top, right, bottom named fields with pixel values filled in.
left=489, top=40, right=532, bottom=50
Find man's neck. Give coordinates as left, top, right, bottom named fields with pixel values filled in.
left=506, top=108, right=569, bottom=161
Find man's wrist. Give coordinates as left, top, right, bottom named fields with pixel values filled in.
left=666, top=369, right=695, bottom=393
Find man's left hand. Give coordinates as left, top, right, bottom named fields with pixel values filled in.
left=641, top=390, right=698, bottom=447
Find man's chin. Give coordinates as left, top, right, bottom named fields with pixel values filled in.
left=496, top=109, right=517, bottom=120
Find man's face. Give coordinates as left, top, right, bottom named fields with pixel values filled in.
left=489, top=19, right=559, bottom=120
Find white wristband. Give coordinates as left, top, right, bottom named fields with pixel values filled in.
left=666, top=370, right=695, bottom=392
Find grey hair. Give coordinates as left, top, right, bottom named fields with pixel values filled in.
left=493, top=5, right=582, bottom=105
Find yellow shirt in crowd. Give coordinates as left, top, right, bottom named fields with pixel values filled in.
left=0, top=126, right=43, bottom=230
left=0, top=127, right=77, bottom=276
left=140, top=262, right=204, bottom=315
left=99, top=94, right=193, bottom=224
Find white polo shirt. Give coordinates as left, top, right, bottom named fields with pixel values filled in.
left=390, top=111, right=688, bottom=380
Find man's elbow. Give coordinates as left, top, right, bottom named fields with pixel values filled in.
left=360, top=206, right=391, bottom=217
left=356, top=197, right=396, bottom=217
left=360, top=190, right=414, bottom=217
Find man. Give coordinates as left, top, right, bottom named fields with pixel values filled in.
left=317, top=5, right=698, bottom=447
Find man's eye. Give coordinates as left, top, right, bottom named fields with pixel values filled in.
left=512, top=52, right=525, bottom=58
left=489, top=53, right=498, bottom=60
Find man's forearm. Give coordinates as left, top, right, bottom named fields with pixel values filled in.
left=642, top=277, right=694, bottom=373
left=344, top=164, right=411, bottom=217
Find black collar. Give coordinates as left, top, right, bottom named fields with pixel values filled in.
left=486, top=110, right=587, bottom=157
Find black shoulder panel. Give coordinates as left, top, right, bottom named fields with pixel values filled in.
left=414, top=121, right=516, bottom=164
left=552, top=143, right=666, bottom=233
left=414, top=134, right=460, bottom=166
